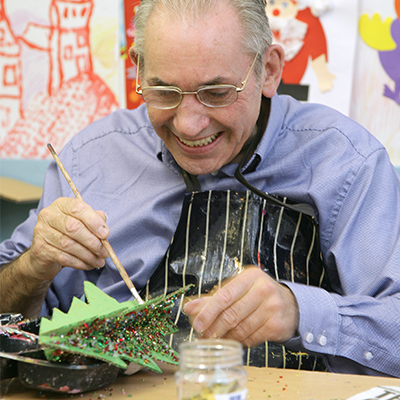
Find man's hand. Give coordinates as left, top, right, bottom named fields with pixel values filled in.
left=183, top=267, right=299, bottom=348
left=25, top=197, right=110, bottom=281
left=0, top=197, right=110, bottom=318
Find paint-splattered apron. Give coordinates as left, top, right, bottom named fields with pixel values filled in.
left=141, top=189, right=331, bottom=371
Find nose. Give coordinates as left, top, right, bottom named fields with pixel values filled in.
left=273, top=8, right=280, bottom=16
left=172, top=94, right=211, bottom=137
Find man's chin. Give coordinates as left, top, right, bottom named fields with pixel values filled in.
left=179, top=162, right=220, bottom=176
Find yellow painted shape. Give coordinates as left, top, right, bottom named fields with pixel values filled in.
left=359, top=13, right=396, bottom=51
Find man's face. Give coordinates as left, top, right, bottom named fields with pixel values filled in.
left=266, top=0, right=298, bottom=19
left=140, top=3, right=264, bottom=176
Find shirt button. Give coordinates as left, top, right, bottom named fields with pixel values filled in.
left=364, top=351, right=373, bottom=361
left=305, top=332, right=314, bottom=343
left=317, top=335, right=327, bottom=346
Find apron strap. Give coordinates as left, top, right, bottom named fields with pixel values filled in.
left=179, top=167, right=202, bottom=193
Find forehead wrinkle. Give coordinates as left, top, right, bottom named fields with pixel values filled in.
left=142, top=3, right=247, bottom=90
left=143, top=52, right=244, bottom=90
left=146, top=74, right=234, bottom=88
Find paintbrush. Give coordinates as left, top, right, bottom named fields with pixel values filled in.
left=47, top=143, right=143, bottom=304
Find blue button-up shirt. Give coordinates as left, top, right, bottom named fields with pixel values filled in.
left=1, top=94, right=400, bottom=377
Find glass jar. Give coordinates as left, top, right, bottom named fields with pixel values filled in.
left=175, top=339, right=248, bottom=400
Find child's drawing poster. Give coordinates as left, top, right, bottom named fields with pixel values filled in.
left=123, top=0, right=144, bottom=110
left=350, top=0, right=400, bottom=166
left=266, top=0, right=359, bottom=116
left=0, top=0, right=120, bottom=159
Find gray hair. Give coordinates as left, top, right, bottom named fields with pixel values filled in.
left=133, top=0, right=272, bottom=73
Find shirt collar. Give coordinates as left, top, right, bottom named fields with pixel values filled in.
left=156, top=140, right=181, bottom=175
left=220, top=94, right=283, bottom=177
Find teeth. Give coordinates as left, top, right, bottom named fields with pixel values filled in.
left=179, top=133, right=220, bottom=147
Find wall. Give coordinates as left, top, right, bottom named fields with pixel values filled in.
left=1, top=0, right=400, bottom=242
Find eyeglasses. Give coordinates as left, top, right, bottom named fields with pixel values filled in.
left=135, top=53, right=259, bottom=110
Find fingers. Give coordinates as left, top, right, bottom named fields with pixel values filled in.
left=183, top=267, right=299, bottom=347
left=29, top=198, right=110, bottom=278
left=184, top=267, right=257, bottom=333
left=183, top=296, right=211, bottom=326
left=55, top=198, right=110, bottom=241
left=220, top=281, right=298, bottom=345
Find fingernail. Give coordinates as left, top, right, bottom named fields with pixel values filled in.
left=193, top=320, right=204, bottom=333
left=96, top=259, right=105, bottom=269
left=105, top=213, right=109, bottom=222
left=98, top=225, right=108, bottom=237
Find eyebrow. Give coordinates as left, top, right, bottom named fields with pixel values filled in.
left=146, top=75, right=232, bottom=87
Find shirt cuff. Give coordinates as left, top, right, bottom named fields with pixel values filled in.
left=281, top=281, right=339, bottom=356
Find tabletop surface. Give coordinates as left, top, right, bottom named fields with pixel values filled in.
left=1, top=366, right=399, bottom=400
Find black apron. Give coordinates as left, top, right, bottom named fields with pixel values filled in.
left=141, top=97, right=331, bottom=370
left=140, top=189, right=331, bottom=371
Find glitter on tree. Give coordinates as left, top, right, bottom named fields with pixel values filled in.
left=39, top=281, right=192, bottom=372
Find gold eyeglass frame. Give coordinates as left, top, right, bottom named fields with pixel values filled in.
left=135, top=53, right=259, bottom=109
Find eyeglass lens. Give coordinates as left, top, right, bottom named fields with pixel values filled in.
left=141, top=86, right=238, bottom=109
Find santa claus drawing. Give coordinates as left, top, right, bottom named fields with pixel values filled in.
left=266, top=0, right=336, bottom=94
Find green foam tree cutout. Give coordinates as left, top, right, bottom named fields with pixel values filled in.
left=39, top=281, right=191, bottom=372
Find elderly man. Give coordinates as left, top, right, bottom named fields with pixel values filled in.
left=1, top=0, right=400, bottom=377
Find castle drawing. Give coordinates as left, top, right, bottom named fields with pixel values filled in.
left=0, top=0, right=22, bottom=136
left=0, top=0, right=118, bottom=158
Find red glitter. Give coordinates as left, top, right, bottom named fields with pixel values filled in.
left=40, top=282, right=192, bottom=372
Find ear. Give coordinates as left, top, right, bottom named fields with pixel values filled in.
left=128, top=46, right=138, bottom=65
left=261, top=44, right=285, bottom=98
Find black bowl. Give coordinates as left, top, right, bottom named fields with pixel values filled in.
left=17, top=350, right=119, bottom=394
left=0, top=333, right=40, bottom=380
left=0, top=316, right=119, bottom=394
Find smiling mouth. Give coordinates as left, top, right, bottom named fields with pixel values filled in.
left=178, top=132, right=221, bottom=148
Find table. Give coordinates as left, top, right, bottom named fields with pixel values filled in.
left=1, top=367, right=399, bottom=400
